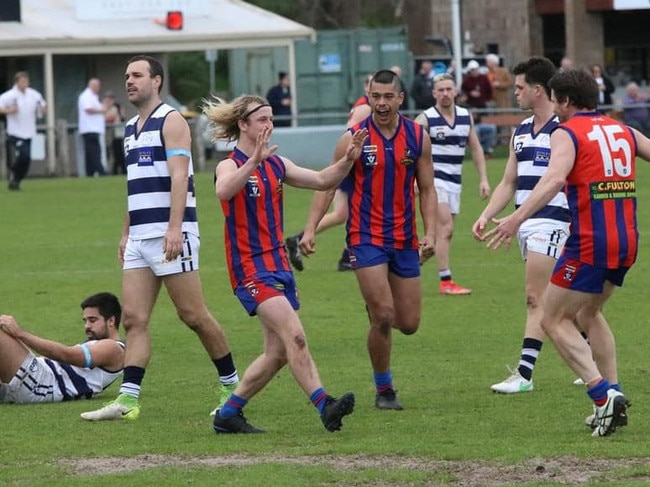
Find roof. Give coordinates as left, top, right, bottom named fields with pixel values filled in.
left=0, top=0, right=315, bottom=56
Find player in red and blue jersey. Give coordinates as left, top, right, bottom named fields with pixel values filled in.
left=483, top=68, right=650, bottom=437
left=205, top=94, right=367, bottom=434
left=301, top=69, right=437, bottom=411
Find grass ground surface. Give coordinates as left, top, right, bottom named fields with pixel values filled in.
left=2, top=154, right=650, bottom=486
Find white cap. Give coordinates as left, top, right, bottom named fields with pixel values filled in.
left=467, top=60, right=480, bottom=70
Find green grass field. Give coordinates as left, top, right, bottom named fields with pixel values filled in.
left=2, top=157, right=650, bottom=486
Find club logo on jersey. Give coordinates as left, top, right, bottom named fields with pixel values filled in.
left=248, top=176, right=260, bottom=198
left=533, top=148, right=551, bottom=167
left=362, top=145, right=378, bottom=166
left=137, top=149, right=154, bottom=166
left=562, top=263, right=577, bottom=282
left=244, top=281, right=259, bottom=297
left=513, top=135, right=527, bottom=154
left=400, top=149, right=415, bottom=166
left=591, top=180, right=636, bottom=200
left=434, top=128, right=446, bottom=140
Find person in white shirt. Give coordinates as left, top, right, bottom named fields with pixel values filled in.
left=78, top=78, right=109, bottom=177
left=0, top=71, right=46, bottom=190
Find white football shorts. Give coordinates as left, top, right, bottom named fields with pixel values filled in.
left=0, top=353, right=62, bottom=404
left=517, top=220, right=570, bottom=261
left=435, top=187, right=462, bottom=215
left=123, top=232, right=200, bottom=276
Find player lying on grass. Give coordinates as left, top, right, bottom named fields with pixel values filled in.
left=0, top=292, right=125, bottom=404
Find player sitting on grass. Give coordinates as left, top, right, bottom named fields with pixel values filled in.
left=0, top=292, right=124, bottom=404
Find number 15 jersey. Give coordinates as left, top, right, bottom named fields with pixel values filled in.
left=557, top=112, right=638, bottom=269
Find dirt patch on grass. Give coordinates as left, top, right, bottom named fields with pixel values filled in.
left=60, top=454, right=650, bottom=485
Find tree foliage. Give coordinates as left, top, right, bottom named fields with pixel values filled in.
left=246, top=0, right=404, bottom=29
left=169, top=1, right=405, bottom=105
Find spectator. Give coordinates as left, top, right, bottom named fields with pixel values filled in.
left=485, top=54, right=512, bottom=109
left=622, top=82, right=650, bottom=136
left=0, top=71, right=47, bottom=190
left=104, top=91, right=127, bottom=175
left=560, top=56, right=573, bottom=72
left=461, top=60, right=497, bottom=155
left=590, top=64, right=615, bottom=112
left=78, top=78, right=109, bottom=177
left=410, top=60, right=435, bottom=110
left=266, top=71, right=292, bottom=127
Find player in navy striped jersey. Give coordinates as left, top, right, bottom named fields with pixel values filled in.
left=81, top=55, right=239, bottom=422
left=415, top=72, right=490, bottom=295
left=0, top=292, right=124, bottom=404
left=472, top=57, right=573, bottom=394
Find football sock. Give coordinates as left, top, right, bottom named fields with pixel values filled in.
left=439, top=269, right=452, bottom=282
left=310, top=387, right=329, bottom=415
left=213, top=353, right=239, bottom=385
left=374, top=370, right=394, bottom=394
left=219, top=393, right=247, bottom=419
left=517, top=337, right=543, bottom=381
left=118, top=366, right=145, bottom=399
left=587, top=379, right=611, bottom=406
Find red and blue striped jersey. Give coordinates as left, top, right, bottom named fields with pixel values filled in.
left=558, top=112, right=638, bottom=268
left=220, top=148, right=291, bottom=289
left=346, top=115, right=424, bottom=249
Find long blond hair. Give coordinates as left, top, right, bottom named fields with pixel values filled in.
left=202, top=94, right=268, bottom=142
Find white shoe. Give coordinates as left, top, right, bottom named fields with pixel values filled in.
left=585, top=405, right=597, bottom=429
left=490, top=368, right=534, bottom=394
left=80, top=395, right=140, bottom=421
left=573, top=377, right=585, bottom=385
left=591, top=389, right=629, bottom=437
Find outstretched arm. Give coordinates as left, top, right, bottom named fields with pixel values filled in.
left=0, top=315, right=124, bottom=371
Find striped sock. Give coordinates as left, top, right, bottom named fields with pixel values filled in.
left=213, top=353, right=238, bottom=385
left=374, top=370, right=394, bottom=394
left=517, top=338, right=543, bottom=381
left=118, top=366, right=145, bottom=399
left=587, top=379, right=611, bottom=406
left=310, top=387, right=329, bottom=415
left=439, top=269, right=452, bottom=282
left=219, top=393, right=247, bottom=419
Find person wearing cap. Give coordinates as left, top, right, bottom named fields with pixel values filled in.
left=461, top=60, right=496, bottom=155
left=266, top=71, right=292, bottom=127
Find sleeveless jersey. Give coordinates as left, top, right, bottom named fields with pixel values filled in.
left=423, top=105, right=472, bottom=193
left=558, top=112, right=638, bottom=268
left=512, top=114, right=571, bottom=230
left=347, top=115, right=424, bottom=249
left=221, top=148, right=292, bottom=289
left=44, top=340, right=125, bottom=401
left=124, top=103, right=198, bottom=239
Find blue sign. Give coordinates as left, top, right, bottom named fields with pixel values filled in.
left=318, top=54, right=341, bottom=73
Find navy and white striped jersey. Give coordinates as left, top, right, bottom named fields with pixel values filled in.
left=512, top=115, right=570, bottom=230
left=124, top=103, right=199, bottom=239
left=44, top=339, right=125, bottom=400
left=422, top=105, right=472, bottom=193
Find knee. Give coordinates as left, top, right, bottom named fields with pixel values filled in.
left=369, top=306, right=395, bottom=334
left=395, top=316, right=420, bottom=335
left=177, top=307, right=208, bottom=332
left=121, top=308, right=148, bottom=334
